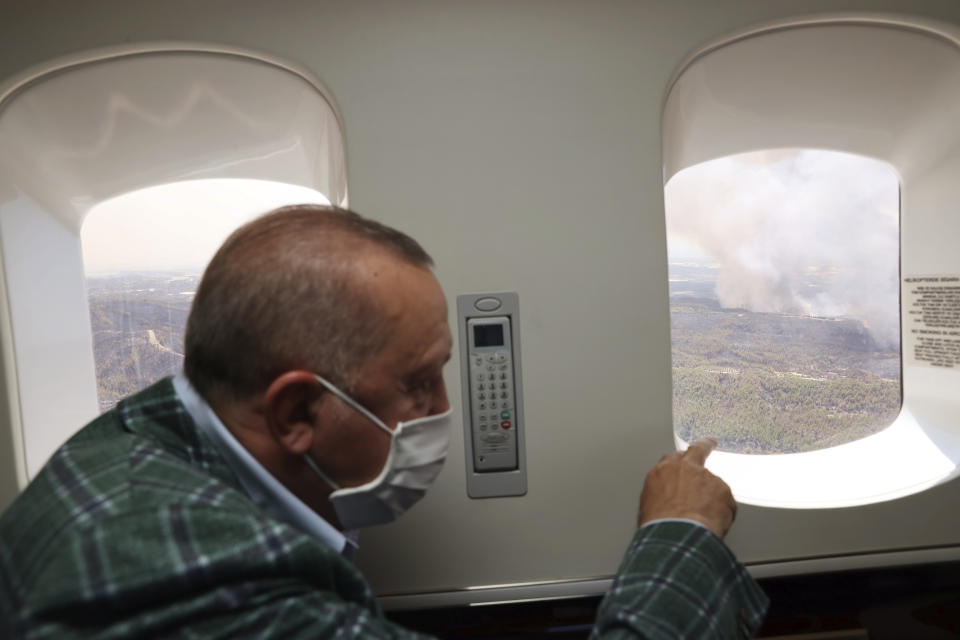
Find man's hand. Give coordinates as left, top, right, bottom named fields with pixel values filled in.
left=637, top=438, right=737, bottom=539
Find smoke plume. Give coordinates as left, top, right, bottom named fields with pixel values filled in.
left=665, top=149, right=900, bottom=348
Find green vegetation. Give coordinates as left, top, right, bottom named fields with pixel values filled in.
left=87, top=272, right=902, bottom=455
left=671, top=300, right=901, bottom=454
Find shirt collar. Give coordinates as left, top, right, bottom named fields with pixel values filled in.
left=172, top=374, right=358, bottom=557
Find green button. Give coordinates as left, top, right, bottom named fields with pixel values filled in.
left=500, top=410, right=511, bottom=419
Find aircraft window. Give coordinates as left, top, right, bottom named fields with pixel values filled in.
left=0, top=46, right=347, bottom=488
left=81, top=179, right=330, bottom=412
left=659, top=21, right=960, bottom=509
left=665, top=149, right=901, bottom=455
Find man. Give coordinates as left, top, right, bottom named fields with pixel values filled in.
left=0, top=205, right=767, bottom=638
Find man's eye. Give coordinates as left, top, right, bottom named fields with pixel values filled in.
left=402, top=378, right=421, bottom=393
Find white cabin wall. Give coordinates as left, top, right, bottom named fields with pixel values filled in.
left=3, top=0, right=960, bottom=597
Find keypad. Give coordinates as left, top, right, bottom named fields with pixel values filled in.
left=469, top=347, right=515, bottom=458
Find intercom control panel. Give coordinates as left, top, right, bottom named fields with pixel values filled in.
left=467, top=317, right=518, bottom=472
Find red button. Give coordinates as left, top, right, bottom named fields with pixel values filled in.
left=501, top=421, right=512, bottom=429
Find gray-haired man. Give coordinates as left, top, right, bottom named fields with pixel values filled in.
left=0, top=205, right=767, bottom=638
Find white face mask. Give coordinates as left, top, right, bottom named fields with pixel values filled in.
left=303, top=374, right=452, bottom=530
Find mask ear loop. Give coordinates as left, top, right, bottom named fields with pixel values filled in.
left=313, top=374, right=394, bottom=436
left=306, top=374, right=397, bottom=490
left=304, top=453, right=341, bottom=490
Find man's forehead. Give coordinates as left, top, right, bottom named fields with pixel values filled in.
left=351, top=248, right=449, bottom=364
left=349, top=248, right=435, bottom=297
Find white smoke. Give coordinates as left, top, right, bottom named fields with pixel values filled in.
left=665, top=149, right=900, bottom=348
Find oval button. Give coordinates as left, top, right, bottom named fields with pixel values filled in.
left=474, top=297, right=502, bottom=312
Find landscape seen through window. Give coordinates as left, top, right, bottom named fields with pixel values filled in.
left=82, top=179, right=330, bottom=411
left=83, top=164, right=902, bottom=454
left=667, top=149, right=902, bottom=454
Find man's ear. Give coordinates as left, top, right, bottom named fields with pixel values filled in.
left=263, top=371, right=325, bottom=455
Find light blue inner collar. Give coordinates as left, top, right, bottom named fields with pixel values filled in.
left=172, top=374, right=358, bottom=557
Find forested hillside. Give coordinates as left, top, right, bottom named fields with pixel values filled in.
left=87, top=268, right=902, bottom=455
left=87, top=273, right=198, bottom=411
left=670, top=265, right=901, bottom=454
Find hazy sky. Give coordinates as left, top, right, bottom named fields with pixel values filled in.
left=665, top=148, right=901, bottom=346
left=81, top=179, right=330, bottom=274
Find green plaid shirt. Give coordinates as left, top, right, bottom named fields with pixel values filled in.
left=1, top=378, right=767, bottom=638
left=592, top=522, right=768, bottom=639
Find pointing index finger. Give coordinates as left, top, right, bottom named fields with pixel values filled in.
left=682, top=437, right=718, bottom=466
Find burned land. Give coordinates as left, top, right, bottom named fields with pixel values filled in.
left=87, top=273, right=197, bottom=412
left=670, top=264, right=901, bottom=454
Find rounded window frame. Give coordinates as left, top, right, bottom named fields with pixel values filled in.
left=662, top=16, right=960, bottom=508
left=0, top=43, right=348, bottom=492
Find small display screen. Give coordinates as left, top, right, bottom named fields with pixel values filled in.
left=474, top=324, right=505, bottom=347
